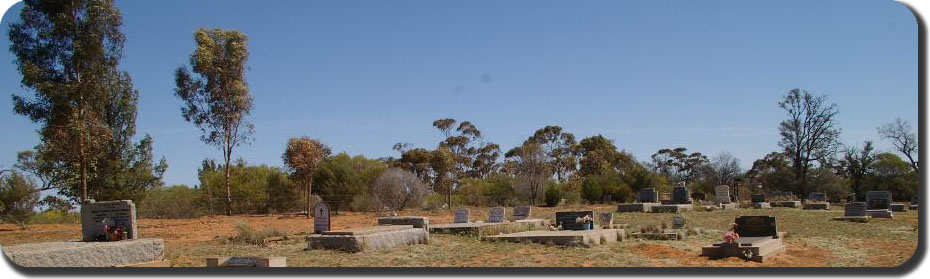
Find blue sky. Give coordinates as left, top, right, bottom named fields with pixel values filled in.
left=0, top=0, right=918, bottom=187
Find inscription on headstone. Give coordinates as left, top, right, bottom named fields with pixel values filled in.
left=313, top=202, right=331, bottom=234
left=488, top=206, right=506, bottom=223
left=714, top=185, right=731, bottom=204
left=751, top=194, right=766, bottom=203
left=809, top=192, right=827, bottom=202
left=639, top=188, right=658, bottom=203
left=671, top=186, right=690, bottom=204
left=454, top=208, right=470, bottom=223
left=866, top=191, right=892, bottom=210
left=845, top=202, right=867, bottom=217
left=555, top=211, right=594, bottom=231
left=735, top=216, right=778, bottom=238
left=81, top=200, right=138, bottom=241
left=512, top=206, right=531, bottom=220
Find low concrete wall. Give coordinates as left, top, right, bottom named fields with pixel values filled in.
left=3, top=238, right=165, bottom=267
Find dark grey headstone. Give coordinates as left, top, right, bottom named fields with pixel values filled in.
left=313, top=202, right=331, bottom=234
left=671, top=214, right=686, bottom=229
left=488, top=206, right=506, bottom=223
left=639, top=188, right=658, bottom=203
left=751, top=193, right=766, bottom=203
left=81, top=200, right=138, bottom=241
left=866, top=191, right=892, bottom=210
left=735, top=216, right=778, bottom=238
left=809, top=192, right=827, bottom=202
left=453, top=208, right=469, bottom=223
left=555, top=211, right=594, bottom=231
left=671, top=186, right=690, bottom=204
left=845, top=202, right=867, bottom=217
left=512, top=206, right=531, bottom=220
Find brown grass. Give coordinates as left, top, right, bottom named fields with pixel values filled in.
left=0, top=205, right=918, bottom=267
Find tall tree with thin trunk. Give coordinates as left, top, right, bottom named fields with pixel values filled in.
left=282, top=137, right=330, bottom=219
left=878, top=118, right=918, bottom=173
left=840, top=141, right=876, bottom=200
left=9, top=0, right=135, bottom=203
left=777, top=89, right=841, bottom=196
left=174, top=28, right=254, bottom=216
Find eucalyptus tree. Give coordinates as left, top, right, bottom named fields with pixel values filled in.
left=525, top=126, right=578, bottom=181
left=9, top=0, right=164, bottom=202
left=174, top=28, right=254, bottom=215
left=282, top=137, right=331, bottom=218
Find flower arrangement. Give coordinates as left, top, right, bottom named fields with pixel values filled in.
left=575, top=215, right=594, bottom=224
left=722, top=223, right=740, bottom=244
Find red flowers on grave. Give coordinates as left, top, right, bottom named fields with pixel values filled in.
left=723, top=223, right=740, bottom=244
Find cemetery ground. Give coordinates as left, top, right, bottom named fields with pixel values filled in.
left=0, top=205, right=917, bottom=267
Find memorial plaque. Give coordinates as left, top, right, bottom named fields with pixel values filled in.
left=845, top=202, right=867, bottom=217
left=512, top=206, right=532, bottom=220
left=809, top=192, right=827, bottom=202
left=453, top=208, right=470, bottom=223
left=638, top=188, right=658, bottom=203
left=734, top=216, right=778, bottom=238
left=866, top=191, right=892, bottom=210
left=671, top=186, right=690, bottom=204
left=488, top=206, right=506, bottom=223
left=714, top=185, right=731, bottom=204
left=81, top=200, right=138, bottom=241
left=313, top=202, right=331, bottom=234
left=555, top=211, right=594, bottom=231
left=751, top=193, right=766, bottom=203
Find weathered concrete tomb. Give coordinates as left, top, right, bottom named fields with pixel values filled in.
left=206, top=256, right=286, bottom=267
left=803, top=192, right=830, bottom=210
left=701, top=216, right=786, bottom=263
left=430, top=207, right=548, bottom=236
left=483, top=229, right=625, bottom=247
left=307, top=216, right=429, bottom=252
left=3, top=238, right=166, bottom=267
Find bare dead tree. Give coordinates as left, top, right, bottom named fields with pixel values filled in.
left=878, top=118, right=918, bottom=173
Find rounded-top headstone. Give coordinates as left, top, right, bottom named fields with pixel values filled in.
left=313, top=202, right=331, bottom=234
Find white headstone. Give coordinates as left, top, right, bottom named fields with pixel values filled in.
left=714, top=185, right=731, bottom=204
left=81, top=200, right=137, bottom=241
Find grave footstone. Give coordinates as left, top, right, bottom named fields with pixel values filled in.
left=81, top=200, right=138, bottom=242
left=313, top=202, right=331, bottom=234
left=488, top=207, right=506, bottom=223
left=512, top=206, right=532, bottom=221
left=454, top=208, right=470, bottom=223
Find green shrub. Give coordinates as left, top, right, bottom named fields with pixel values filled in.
left=581, top=178, right=603, bottom=203
left=545, top=185, right=562, bottom=207
left=422, top=193, right=447, bottom=211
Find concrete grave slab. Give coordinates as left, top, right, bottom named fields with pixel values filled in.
left=483, top=229, right=625, bottom=247
left=3, top=238, right=164, bottom=267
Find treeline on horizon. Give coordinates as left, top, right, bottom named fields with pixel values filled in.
left=0, top=1, right=918, bottom=226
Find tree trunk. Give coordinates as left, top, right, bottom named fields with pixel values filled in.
left=306, top=180, right=312, bottom=219
left=224, top=152, right=232, bottom=216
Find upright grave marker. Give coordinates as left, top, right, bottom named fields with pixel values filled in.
left=454, top=208, right=470, bottom=223
left=804, top=192, right=830, bottom=210
left=313, top=202, right=331, bottom=234
left=81, top=200, right=138, bottom=241
left=714, top=185, right=731, bottom=204
left=833, top=202, right=870, bottom=222
left=488, top=207, right=506, bottom=223
left=555, top=211, right=594, bottom=231
left=512, top=206, right=532, bottom=221
left=809, top=192, right=827, bottom=202
left=865, top=191, right=893, bottom=218
left=639, top=188, right=658, bottom=203
left=671, top=186, right=691, bottom=204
